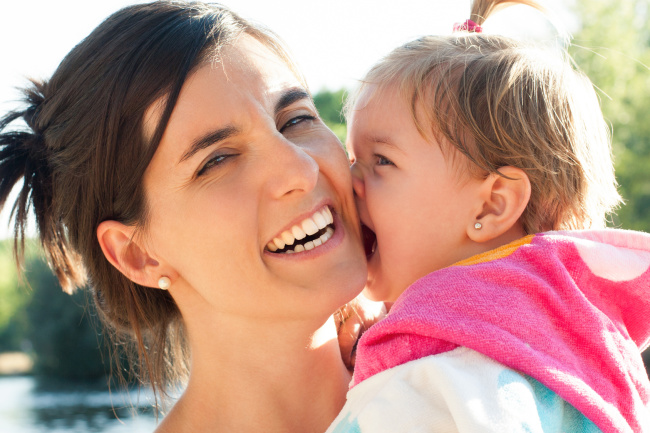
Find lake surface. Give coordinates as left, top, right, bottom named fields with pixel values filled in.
left=0, top=376, right=158, bottom=432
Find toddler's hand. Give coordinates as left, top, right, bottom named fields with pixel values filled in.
left=336, top=296, right=391, bottom=371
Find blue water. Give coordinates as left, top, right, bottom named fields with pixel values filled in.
left=0, top=376, right=158, bottom=432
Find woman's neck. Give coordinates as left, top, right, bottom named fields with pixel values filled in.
left=157, top=313, right=351, bottom=433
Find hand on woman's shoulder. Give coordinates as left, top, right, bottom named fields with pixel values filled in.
left=337, top=296, right=391, bottom=370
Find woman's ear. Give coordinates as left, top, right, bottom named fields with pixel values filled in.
left=96, top=220, right=162, bottom=288
left=468, top=166, right=531, bottom=243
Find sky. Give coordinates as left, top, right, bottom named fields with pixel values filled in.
left=0, top=0, right=572, bottom=239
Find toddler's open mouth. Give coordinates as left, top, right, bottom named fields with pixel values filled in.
left=362, top=224, right=377, bottom=258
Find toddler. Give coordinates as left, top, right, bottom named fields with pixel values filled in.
left=328, top=0, right=650, bottom=432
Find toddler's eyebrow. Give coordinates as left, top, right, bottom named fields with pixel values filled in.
left=367, top=134, right=405, bottom=153
left=370, top=135, right=391, bottom=144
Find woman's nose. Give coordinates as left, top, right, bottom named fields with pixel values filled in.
left=350, top=162, right=365, bottom=199
left=267, top=138, right=319, bottom=199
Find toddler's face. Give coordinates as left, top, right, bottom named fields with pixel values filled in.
left=347, top=85, right=484, bottom=302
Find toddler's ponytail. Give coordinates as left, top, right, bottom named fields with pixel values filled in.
left=0, top=80, right=85, bottom=293
left=469, top=0, right=545, bottom=25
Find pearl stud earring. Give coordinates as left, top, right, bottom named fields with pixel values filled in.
left=158, top=276, right=171, bottom=290
left=474, top=222, right=482, bottom=230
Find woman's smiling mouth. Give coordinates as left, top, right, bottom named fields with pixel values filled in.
left=266, top=205, right=335, bottom=254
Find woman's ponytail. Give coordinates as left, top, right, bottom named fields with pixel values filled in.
left=0, top=80, right=85, bottom=293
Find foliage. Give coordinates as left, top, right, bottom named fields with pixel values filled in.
left=568, top=0, right=650, bottom=231
left=0, top=240, right=108, bottom=381
left=0, top=239, right=34, bottom=351
left=23, top=254, right=109, bottom=381
left=313, top=88, right=348, bottom=144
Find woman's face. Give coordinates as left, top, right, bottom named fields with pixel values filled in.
left=141, top=36, right=366, bottom=322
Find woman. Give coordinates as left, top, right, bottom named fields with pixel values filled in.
left=0, top=2, right=367, bottom=431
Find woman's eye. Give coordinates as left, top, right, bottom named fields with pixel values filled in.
left=279, top=114, right=317, bottom=133
left=197, top=153, right=234, bottom=177
left=376, top=154, right=394, bottom=166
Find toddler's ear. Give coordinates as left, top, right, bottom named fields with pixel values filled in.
left=97, top=220, right=171, bottom=288
left=468, top=166, right=531, bottom=243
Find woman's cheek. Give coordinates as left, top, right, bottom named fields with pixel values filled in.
left=333, top=147, right=355, bottom=180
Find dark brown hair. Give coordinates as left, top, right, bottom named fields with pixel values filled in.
left=346, top=0, right=621, bottom=233
left=0, top=0, right=302, bottom=406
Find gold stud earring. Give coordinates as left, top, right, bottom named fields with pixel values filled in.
left=158, top=276, right=171, bottom=290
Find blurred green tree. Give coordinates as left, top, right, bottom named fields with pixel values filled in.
left=0, top=239, right=33, bottom=351
left=23, top=254, right=108, bottom=381
left=569, top=0, right=650, bottom=231
left=0, top=240, right=108, bottom=381
left=313, top=88, right=348, bottom=144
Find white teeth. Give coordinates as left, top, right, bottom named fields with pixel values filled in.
left=320, top=226, right=334, bottom=244
left=312, top=212, right=327, bottom=229
left=301, top=218, right=319, bottom=236
left=291, top=225, right=307, bottom=240
left=323, top=207, right=334, bottom=224
left=268, top=206, right=335, bottom=253
left=281, top=230, right=295, bottom=246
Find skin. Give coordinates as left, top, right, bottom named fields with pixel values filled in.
left=98, top=35, right=367, bottom=432
left=348, top=84, right=529, bottom=302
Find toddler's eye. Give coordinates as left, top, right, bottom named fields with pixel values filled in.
left=376, top=154, right=394, bottom=166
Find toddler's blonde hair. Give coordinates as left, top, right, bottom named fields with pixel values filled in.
left=347, top=0, right=621, bottom=233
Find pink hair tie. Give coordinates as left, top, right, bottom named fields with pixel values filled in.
left=453, top=19, right=483, bottom=33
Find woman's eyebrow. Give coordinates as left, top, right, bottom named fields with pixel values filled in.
left=178, top=88, right=309, bottom=164
left=180, top=125, right=240, bottom=163
left=275, top=87, right=311, bottom=114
